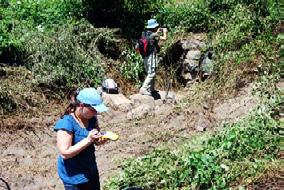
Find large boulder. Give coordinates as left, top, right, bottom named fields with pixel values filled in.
left=181, top=38, right=206, bottom=50
left=127, top=104, right=154, bottom=120
left=129, top=94, right=155, bottom=105
left=102, top=93, right=133, bottom=112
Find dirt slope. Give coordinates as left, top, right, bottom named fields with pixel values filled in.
left=0, top=85, right=257, bottom=190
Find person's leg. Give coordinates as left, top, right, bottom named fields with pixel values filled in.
left=149, top=54, right=158, bottom=93
left=140, top=56, right=152, bottom=95
left=148, top=72, right=156, bottom=92
left=140, top=72, right=155, bottom=94
left=149, top=72, right=156, bottom=93
left=140, top=53, right=158, bottom=95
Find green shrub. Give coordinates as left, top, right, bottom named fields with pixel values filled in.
left=0, top=0, right=83, bottom=57
left=202, top=0, right=280, bottom=98
left=0, top=89, right=17, bottom=114
left=156, top=0, right=279, bottom=34
left=83, top=0, right=166, bottom=38
left=0, top=66, right=47, bottom=114
left=157, top=0, right=210, bottom=32
left=120, top=49, right=144, bottom=87
left=105, top=106, right=279, bottom=190
left=121, top=0, right=168, bottom=38
left=25, top=21, right=107, bottom=90
left=211, top=5, right=254, bottom=51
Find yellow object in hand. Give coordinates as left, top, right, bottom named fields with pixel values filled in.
left=101, top=131, right=119, bottom=141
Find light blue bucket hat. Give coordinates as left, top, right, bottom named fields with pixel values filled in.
left=146, top=19, right=159, bottom=29
left=77, top=88, right=108, bottom=113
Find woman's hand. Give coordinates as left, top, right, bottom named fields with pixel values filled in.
left=94, top=132, right=108, bottom=145
left=94, top=136, right=108, bottom=145
left=87, top=129, right=101, bottom=143
left=57, top=129, right=102, bottom=159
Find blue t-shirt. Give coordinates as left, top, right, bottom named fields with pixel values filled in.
left=54, top=114, right=99, bottom=185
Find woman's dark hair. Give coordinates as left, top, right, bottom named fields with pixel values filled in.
left=61, top=88, right=80, bottom=118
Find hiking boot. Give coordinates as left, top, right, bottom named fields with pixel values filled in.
left=151, top=90, right=159, bottom=95
left=139, top=89, right=152, bottom=96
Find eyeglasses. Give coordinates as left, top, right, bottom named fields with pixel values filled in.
left=83, top=103, right=97, bottom=112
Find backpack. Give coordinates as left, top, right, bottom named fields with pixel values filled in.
left=102, top=78, right=119, bottom=94
left=135, top=31, right=151, bottom=58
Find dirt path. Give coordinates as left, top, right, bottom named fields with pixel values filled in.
left=0, top=86, right=256, bottom=190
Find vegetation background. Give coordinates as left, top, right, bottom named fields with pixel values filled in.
left=0, top=0, right=281, bottom=189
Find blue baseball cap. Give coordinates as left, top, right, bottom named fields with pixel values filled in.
left=77, top=88, right=108, bottom=113
left=146, top=19, right=159, bottom=29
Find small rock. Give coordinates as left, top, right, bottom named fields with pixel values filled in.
left=195, top=125, right=206, bottom=132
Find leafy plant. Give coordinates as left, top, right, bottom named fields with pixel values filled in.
left=0, top=66, right=47, bottom=114
left=0, top=89, right=17, bottom=114
left=157, top=0, right=209, bottom=32
left=0, top=0, right=84, bottom=58
left=211, top=4, right=254, bottom=51
left=105, top=103, right=279, bottom=190
left=25, top=21, right=107, bottom=90
left=120, top=49, right=144, bottom=87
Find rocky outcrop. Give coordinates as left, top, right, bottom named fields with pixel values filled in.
left=101, top=90, right=183, bottom=121
left=164, top=34, right=213, bottom=87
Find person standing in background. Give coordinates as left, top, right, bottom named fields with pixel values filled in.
left=139, top=18, right=167, bottom=96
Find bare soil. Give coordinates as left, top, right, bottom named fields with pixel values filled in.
left=247, top=170, right=284, bottom=190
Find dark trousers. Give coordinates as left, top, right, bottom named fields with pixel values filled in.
left=63, top=180, right=100, bottom=190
